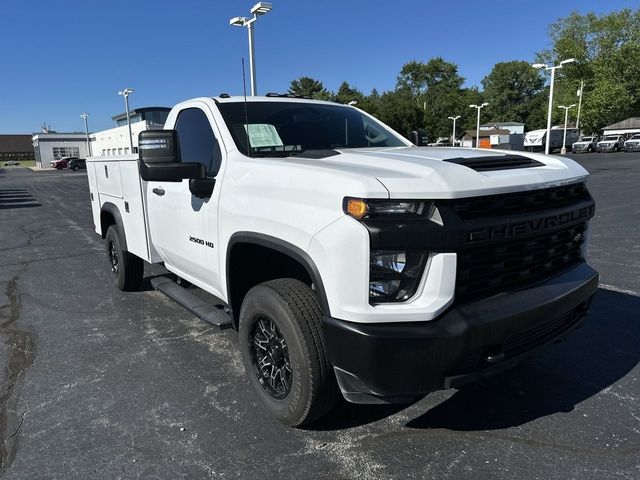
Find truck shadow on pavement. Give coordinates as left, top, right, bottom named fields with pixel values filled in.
left=405, top=288, right=639, bottom=431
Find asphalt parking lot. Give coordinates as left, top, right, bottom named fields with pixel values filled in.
left=0, top=152, right=638, bottom=479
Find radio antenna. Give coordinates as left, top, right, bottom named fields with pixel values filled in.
left=242, top=58, right=251, bottom=157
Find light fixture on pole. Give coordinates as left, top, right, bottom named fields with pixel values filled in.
left=230, top=2, right=273, bottom=96
left=118, top=88, right=135, bottom=153
left=558, top=104, right=576, bottom=155
left=532, top=58, right=575, bottom=155
left=80, top=113, right=91, bottom=157
left=448, top=115, right=461, bottom=147
left=469, top=103, right=488, bottom=148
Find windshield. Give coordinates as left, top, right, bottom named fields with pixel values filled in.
left=217, top=101, right=407, bottom=157
left=630, top=135, right=640, bottom=140
left=580, top=137, right=593, bottom=141
left=602, top=135, right=618, bottom=141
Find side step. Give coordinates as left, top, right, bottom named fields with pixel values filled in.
left=150, top=276, right=233, bottom=330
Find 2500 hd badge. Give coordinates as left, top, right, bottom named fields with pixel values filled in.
left=189, top=236, right=214, bottom=248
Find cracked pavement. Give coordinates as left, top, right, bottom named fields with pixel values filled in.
left=0, top=155, right=638, bottom=479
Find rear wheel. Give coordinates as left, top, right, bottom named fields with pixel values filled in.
left=239, top=278, right=338, bottom=426
left=105, top=225, right=143, bottom=291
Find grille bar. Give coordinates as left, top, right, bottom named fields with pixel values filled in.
left=446, top=182, right=589, bottom=220
left=456, top=223, right=586, bottom=300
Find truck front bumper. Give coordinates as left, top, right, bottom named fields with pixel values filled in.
left=323, top=263, right=599, bottom=404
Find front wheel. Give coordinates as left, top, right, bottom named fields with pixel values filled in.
left=239, top=278, right=338, bottom=426
left=105, top=225, right=143, bottom=291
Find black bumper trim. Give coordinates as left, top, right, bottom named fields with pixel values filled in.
left=323, top=263, right=599, bottom=402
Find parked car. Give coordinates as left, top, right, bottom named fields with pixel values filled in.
left=3, top=160, right=19, bottom=166
left=87, top=95, right=597, bottom=426
left=572, top=135, right=599, bottom=153
left=623, top=134, right=640, bottom=152
left=50, top=156, right=77, bottom=169
left=596, top=135, right=625, bottom=152
left=68, top=158, right=86, bottom=171
left=427, top=138, right=451, bottom=147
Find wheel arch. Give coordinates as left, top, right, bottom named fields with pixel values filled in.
left=100, top=202, right=128, bottom=251
left=226, top=232, right=330, bottom=327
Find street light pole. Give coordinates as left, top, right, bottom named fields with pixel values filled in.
left=532, top=58, right=575, bottom=154
left=576, top=80, right=584, bottom=131
left=558, top=104, right=576, bottom=155
left=118, top=88, right=134, bottom=153
left=469, top=103, right=488, bottom=148
left=448, top=115, right=460, bottom=146
left=230, top=3, right=273, bottom=97
left=80, top=113, right=91, bottom=157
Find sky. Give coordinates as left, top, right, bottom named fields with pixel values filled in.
left=0, top=0, right=637, bottom=133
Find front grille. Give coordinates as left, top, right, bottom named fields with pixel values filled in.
left=447, top=182, right=589, bottom=220
left=456, top=222, right=586, bottom=300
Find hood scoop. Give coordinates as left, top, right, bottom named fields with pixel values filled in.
left=444, top=154, right=544, bottom=172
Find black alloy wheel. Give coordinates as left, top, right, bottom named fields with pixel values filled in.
left=109, top=241, right=119, bottom=275
left=249, top=317, right=292, bottom=399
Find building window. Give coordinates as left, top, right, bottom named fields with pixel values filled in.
left=124, top=147, right=129, bottom=154
left=118, top=148, right=123, bottom=155
left=52, top=147, right=80, bottom=159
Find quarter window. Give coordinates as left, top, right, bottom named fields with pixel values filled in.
left=175, top=108, right=222, bottom=176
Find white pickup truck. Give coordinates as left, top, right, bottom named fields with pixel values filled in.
left=87, top=95, right=598, bottom=426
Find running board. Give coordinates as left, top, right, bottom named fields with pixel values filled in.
left=150, top=276, right=233, bottom=330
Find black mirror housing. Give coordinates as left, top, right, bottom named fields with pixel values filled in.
left=141, top=162, right=206, bottom=182
left=138, top=130, right=205, bottom=182
left=189, top=178, right=216, bottom=199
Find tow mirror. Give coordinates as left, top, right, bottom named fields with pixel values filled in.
left=138, top=130, right=205, bottom=182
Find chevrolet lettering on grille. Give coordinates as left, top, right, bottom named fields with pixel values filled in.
left=467, top=205, right=595, bottom=243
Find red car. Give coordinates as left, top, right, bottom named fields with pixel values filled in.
left=50, top=156, right=77, bottom=169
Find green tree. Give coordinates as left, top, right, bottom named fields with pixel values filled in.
left=481, top=61, right=546, bottom=129
left=334, top=81, right=364, bottom=105
left=538, top=8, right=640, bottom=132
left=396, top=58, right=467, bottom=138
left=288, top=77, right=332, bottom=100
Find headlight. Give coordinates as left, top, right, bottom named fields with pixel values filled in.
left=343, top=198, right=429, bottom=220
left=369, top=251, right=428, bottom=303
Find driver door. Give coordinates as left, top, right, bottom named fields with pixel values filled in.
left=146, top=104, right=224, bottom=293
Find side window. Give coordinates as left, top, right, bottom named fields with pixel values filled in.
left=175, top=108, right=222, bottom=177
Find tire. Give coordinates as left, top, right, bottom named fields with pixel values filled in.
left=239, top=278, right=338, bottom=426
left=105, top=225, right=143, bottom=291
left=73, top=166, right=79, bottom=171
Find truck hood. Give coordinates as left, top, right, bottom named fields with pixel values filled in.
left=290, top=147, right=589, bottom=199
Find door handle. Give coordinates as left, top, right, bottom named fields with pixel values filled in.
left=152, top=187, right=165, bottom=196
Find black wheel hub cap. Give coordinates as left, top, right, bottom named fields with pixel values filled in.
left=249, top=318, right=292, bottom=399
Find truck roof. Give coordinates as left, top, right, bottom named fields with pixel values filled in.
left=211, top=95, right=343, bottom=107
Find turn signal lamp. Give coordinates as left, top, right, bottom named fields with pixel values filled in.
left=346, top=199, right=368, bottom=219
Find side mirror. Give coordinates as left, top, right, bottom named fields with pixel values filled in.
left=138, top=130, right=205, bottom=182
left=189, top=178, right=215, bottom=199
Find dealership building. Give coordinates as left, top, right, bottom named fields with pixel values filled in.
left=90, top=107, right=170, bottom=156
left=32, top=133, right=89, bottom=168
left=0, top=134, right=35, bottom=161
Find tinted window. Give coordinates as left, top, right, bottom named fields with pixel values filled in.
left=217, top=101, right=406, bottom=157
left=175, top=108, right=222, bottom=176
